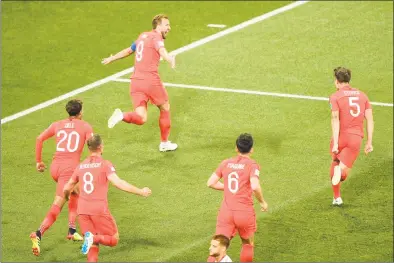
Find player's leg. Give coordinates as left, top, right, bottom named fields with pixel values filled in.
left=108, top=80, right=148, bottom=128
left=67, top=182, right=83, bottom=241
left=207, top=209, right=236, bottom=261
left=29, top=164, right=66, bottom=256
left=151, top=83, right=177, bottom=151
left=235, top=212, right=256, bottom=262
left=84, top=214, right=119, bottom=250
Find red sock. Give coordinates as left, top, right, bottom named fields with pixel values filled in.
left=93, top=235, right=118, bottom=247
left=87, top=246, right=99, bottom=262
left=68, top=193, right=78, bottom=229
left=39, top=204, right=62, bottom=235
left=240, top=244, right=254, bottom=262
left=207, top=256, right=216, bottom=262
left=330, top=161, right=341, bottom=198
left=123, top=112, right=144, bottom=125
left=159, top=110, right=171, bottom=142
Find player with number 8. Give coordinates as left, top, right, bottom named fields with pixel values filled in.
left=30, top=99, right=93, bottom=256
left=207, top=133, right=268, bottom=263
left=329, top=67, right=374, bottom=206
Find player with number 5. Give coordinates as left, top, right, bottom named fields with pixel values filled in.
left=102, top=14, right=178, bottom=152
left=207, top=133, right=268, bottom=263
left=30, top=99, right=94, bottom=256
left=329, top=67, right=374, bottom=206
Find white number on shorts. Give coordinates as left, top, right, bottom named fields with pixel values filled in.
left=228, top=172, right=239, bottom=194
left=136, top=41, right=144, bottom=62
left=348, top=97, right=361, bottom=117
left=83, top=172, right=94, bottom=194
left=56, top=130, right=80, bottom=152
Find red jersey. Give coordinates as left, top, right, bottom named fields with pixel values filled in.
left=215, top=155, right=261, bottom=212
left=71, top=155, right=116, bottom=215
left=131, top=30, right=165, bottom=81
left=36, top=118, right=93, bottom=164
left=329, top=86, right=371, bottom=138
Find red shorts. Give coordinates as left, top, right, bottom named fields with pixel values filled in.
left=78, top=214, right=118, bottom=236
left=215, top=207, right=256, bottom=239
left=330, top=133, right=362, bottom=168
left=130, top=79, right=168, bottom=109
left=50, top=162, right=78, bottom=197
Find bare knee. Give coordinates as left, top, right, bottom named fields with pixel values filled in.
left=135, top=106, right=148, bottom=123
left=158, top=102, right=170, bottom=112
left=241, top=236, right=254, bottom=246
left=53, top=195, right=66, bottom=207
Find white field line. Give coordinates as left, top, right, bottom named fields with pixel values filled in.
left=1, top=0, right=310, bottom=125
left=207, top=24, right=227, bottom=28
left=112, top=79, right=394, bottom=107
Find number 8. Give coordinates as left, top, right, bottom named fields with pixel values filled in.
left=83, top=172, right=94, bottom=194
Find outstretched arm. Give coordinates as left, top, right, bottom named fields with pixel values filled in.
left=102, top=43, right=136, bottom=65
left=108, top=173, right=151, bottom=197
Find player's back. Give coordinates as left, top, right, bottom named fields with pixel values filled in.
left=132, top=30, right=164, bottom=79
left=219, top=156, right=260, bottom=211
left=330, top=86, right=371, bottom=137
left=74, top=155, right=113, bottom=215
left=52, top=118, right=93, bottom=163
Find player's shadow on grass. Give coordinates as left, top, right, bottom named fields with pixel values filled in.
left=112, top=237, right=161, bottom=252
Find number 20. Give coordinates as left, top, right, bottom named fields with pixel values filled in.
left=56, top=130, right=80, bottom=152
left=348, top=97, right=361, bottom=117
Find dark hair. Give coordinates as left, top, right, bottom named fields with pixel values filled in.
left=236, top=133, right=253, bottom=154
left=152, top=14, right=169, bottom=29
left=66, top=99, right=83, bottom=116
left=334, top=67, right=351, bottom=83
left=87, top=134, right=102, bottom=151
left=212, top=234, right=230, bottom=249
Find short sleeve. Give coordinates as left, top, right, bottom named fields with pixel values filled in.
left=329, top=95, right=339, bottom=111
left=153, top=36, right=165, bottom=51
left=215, top=160, right=227, bottom=179
left=105, top=161, right=116, bottom=178
left=249, top=163, right=261, bottom=179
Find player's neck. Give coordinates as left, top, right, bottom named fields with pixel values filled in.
left=216, top=253, right=227, bottom=262
left=238, top=153, right=251, bottom=158
left=68, top=116, right=81, bottom=121
left=338, top=83, right=351, bottom=90
left=89, top=152, right=102, bottom=157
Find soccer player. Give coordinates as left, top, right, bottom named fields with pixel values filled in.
left=207, top=234, right=233, bottom=262
left=207, top=133, right=268, bottom=263
left=329, top=67, right=374, bottom=205
left=63, top=134, right=152, bottom=262
left=102, top=14, right=178, bottom=152
left=30, top=99, right=94, bottom=256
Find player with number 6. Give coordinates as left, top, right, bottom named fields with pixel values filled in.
left=207, top=133, right=268, bottom=262
left=329, top=67, right=374, bottom=206
left=30, top=99, right=94, bottom=256
left=102, top=14, right=178, bottom=152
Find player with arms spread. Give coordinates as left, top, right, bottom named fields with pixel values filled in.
left=102, top=14, right=177, bottom=152
left=63, top=134, right=152, bottom=262
left=329, top=67, right=374, bottom=205
left=30, top=99, right=93, bottom=256
left=206, top=133, right=268, bottom=262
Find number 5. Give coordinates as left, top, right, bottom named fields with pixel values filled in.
left=349, top=97, right=360, bottom=117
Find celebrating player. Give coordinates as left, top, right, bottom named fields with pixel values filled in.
left=206, top=133, right=268, bottom=262
left=329, top=67, right=374, bottom=205
left=63, top=134, right=152, bottom=262
left=102, top=14, right=178, bottom=152
left=30, top=99, right=93, bottom=256
left=207, top=234, right=233, bottom=262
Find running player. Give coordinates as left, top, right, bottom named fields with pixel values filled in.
left=329, top=67, right=374, bottom=205
left=207, top=133, right=268, bottom=262
left=63, top=134, right=152, bottom=262
left=30, top=99, right=93, bottom=256
left=102, top=14, right=177, bottom=152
